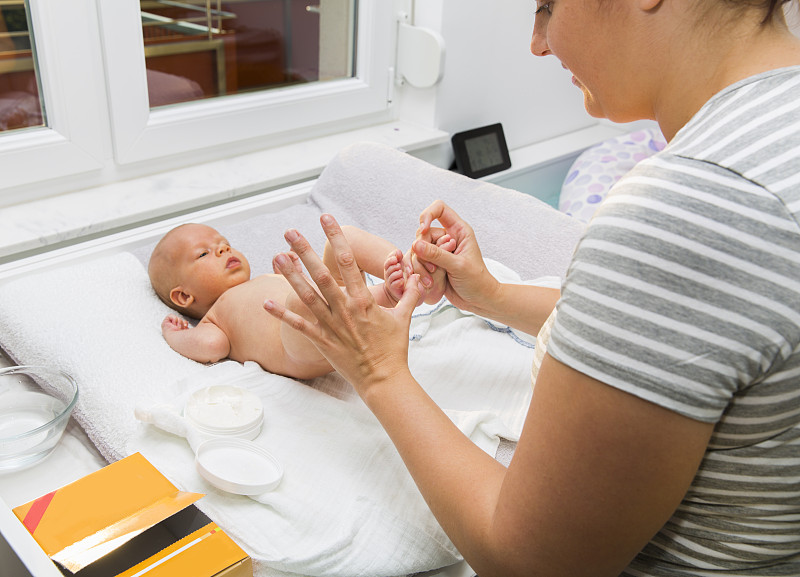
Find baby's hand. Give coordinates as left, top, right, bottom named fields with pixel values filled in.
left=161, top=314, right=189, bottom=334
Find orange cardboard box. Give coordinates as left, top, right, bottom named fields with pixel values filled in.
left=12, top=453, right=251, bottom=577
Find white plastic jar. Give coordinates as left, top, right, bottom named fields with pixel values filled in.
left=183, top=385, right=264, bottom=451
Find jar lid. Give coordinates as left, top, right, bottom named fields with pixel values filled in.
left=185, top=385, right=263, bottom=435
left=195, top=438, right=283, bottom=495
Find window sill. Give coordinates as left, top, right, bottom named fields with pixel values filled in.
left=0, top=121, right=447, bottom=263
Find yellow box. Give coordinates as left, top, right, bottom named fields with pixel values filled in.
left=12, top=453, right=251, bottom=577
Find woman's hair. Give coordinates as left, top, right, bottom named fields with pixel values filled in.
left=764, top=0, right=794, bottom=20
left=729, top=0, right=796, bottom=23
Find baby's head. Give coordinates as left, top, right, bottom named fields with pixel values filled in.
left=148, top=223, right=251, bottom=319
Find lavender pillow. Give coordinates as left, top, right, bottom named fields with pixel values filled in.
left=559, top=128, right=667, bottom=223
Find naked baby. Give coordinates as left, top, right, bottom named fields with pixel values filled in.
left=148, top=222, right=452, bottom=379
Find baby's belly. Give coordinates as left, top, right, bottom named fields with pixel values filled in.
left=227, top=320, right=288, bottom=375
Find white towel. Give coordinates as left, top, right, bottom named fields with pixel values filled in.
left=134, top=361, right=511, bottom=577
left=0, top=252, right=204, bottom=462
left=0, top=252, right=538, bottom=577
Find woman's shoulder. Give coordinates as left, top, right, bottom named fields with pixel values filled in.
left=666, top=67, right=800, bottom=196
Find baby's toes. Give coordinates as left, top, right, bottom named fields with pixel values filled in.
left=384, top=275, right=406, bottom=304
left=438, top=238, right=456, bottom=253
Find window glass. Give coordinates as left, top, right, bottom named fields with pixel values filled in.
left=0, top=0, right=45, bottom=132
left=140, top=0, right=356, bottom=108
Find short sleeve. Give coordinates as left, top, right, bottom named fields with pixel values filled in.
left=547, top=154, right=800, bottom=422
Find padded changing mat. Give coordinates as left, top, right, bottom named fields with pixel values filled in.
left=0, top=143, right=585, bottom=577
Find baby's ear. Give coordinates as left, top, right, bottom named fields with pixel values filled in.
left=169, top=286, right=194, bottom=309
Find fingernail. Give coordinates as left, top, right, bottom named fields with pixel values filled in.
left=321, top=214, right=334, bottom=225
left=285, top=229, right=299, bottom=242
left=263, top=299, right=274, bottom=310
left=425, top=262, right=436, bottom=273
left=422, top=276, right=432, bottom=288
left=275, top=253, right=288, bottom=267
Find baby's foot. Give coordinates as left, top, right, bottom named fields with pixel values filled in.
left=382, top=249, right=406, bottom=305
left=420, top=234, right=455, bottom=304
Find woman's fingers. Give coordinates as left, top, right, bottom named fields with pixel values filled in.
left=318, top=214, right=374, bottom=301
left=282, top=227, right=341, bottom=303
left=418, top=200, right=465, bottom=235
left=413, top=237, right=458, bottom=273
left=263, top=295, right=320, bottom=340
left=396, top=273, right=424, bottom=317
left=272, top=250, right=332, bottom=323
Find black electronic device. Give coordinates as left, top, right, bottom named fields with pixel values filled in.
left=450, top=123, right=512, bottom=179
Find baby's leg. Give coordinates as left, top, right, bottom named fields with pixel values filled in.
left=280, top=290, right=334, bottom=379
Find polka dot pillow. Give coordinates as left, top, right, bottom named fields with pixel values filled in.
left=559, top=128, right=667, bottom=223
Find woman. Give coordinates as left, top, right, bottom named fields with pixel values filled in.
left=264, top=1, right=800, bottom=575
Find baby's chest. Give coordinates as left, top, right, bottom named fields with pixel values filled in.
left=214, top=290, right=282, bottom=344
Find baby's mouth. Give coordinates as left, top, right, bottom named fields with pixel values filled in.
left=226, top=257, right=241, bottom=269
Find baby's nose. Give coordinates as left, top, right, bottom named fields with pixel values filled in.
left=216, top=244, right=231, bottom=256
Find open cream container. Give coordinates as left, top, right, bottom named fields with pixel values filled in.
left=185, top=385, right=283, bottom=495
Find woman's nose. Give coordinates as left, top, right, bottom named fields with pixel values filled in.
left=531, top=20, right=551, bottom=57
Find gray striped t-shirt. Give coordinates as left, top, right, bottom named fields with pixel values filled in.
left=547, top=67, right=800, bottom=575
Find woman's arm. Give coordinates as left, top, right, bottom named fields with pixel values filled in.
left=264, top=214, right=714, bottom=577
left=359, top=354, right=713, bottom=577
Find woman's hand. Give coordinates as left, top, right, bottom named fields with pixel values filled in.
left=413, top=200, right=502, bottom=316
left=263, top=214, right=424, bottom=395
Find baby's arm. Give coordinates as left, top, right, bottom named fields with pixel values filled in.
left=161, top=314, right=231, bottom=364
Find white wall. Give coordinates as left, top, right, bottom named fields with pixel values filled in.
left=402, top=0, right=800, bottom=168
left=400, top=0, right=597, bottom=165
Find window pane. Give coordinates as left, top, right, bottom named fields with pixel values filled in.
left=0, top=0, right=45, bottom=133
left=140, top=0, right=356, bottom=109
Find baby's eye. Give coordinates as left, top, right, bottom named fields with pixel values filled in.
left=198, top=250, right=209, bottom=258
left=535, top=2, right=552, bottom=16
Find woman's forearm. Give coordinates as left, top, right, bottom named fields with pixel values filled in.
left=469, top=283, right=560, bottom=337
left=362, top=370, right=511, bottom=573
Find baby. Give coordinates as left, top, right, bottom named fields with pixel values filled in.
left=148, top=222, right=452, bottom=379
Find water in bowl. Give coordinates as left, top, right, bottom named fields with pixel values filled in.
left=0, top=390, right=67, bottom=470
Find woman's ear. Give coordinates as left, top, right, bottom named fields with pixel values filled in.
left=169, top=286, right=194, bottom=309
left=638, top=0, right=662, bottom=11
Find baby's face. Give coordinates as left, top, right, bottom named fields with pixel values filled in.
left=169, top=224, right=251, bottom=309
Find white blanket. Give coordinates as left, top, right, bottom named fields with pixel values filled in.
left=0, top=251, right=550, bottom=577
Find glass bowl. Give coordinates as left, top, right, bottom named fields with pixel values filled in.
left=0, top=365, right=79, bottom=472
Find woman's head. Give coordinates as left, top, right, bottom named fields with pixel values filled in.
left=531, top=0, right=799, bottom=137
left=530, top=0, right=662, bottom=124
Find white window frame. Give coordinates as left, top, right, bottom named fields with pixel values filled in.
left=0, top=0, right=107, bottom=202
left=98, top=0, right=394, bottom=165
left=1, top=0, right=396, bottom=200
